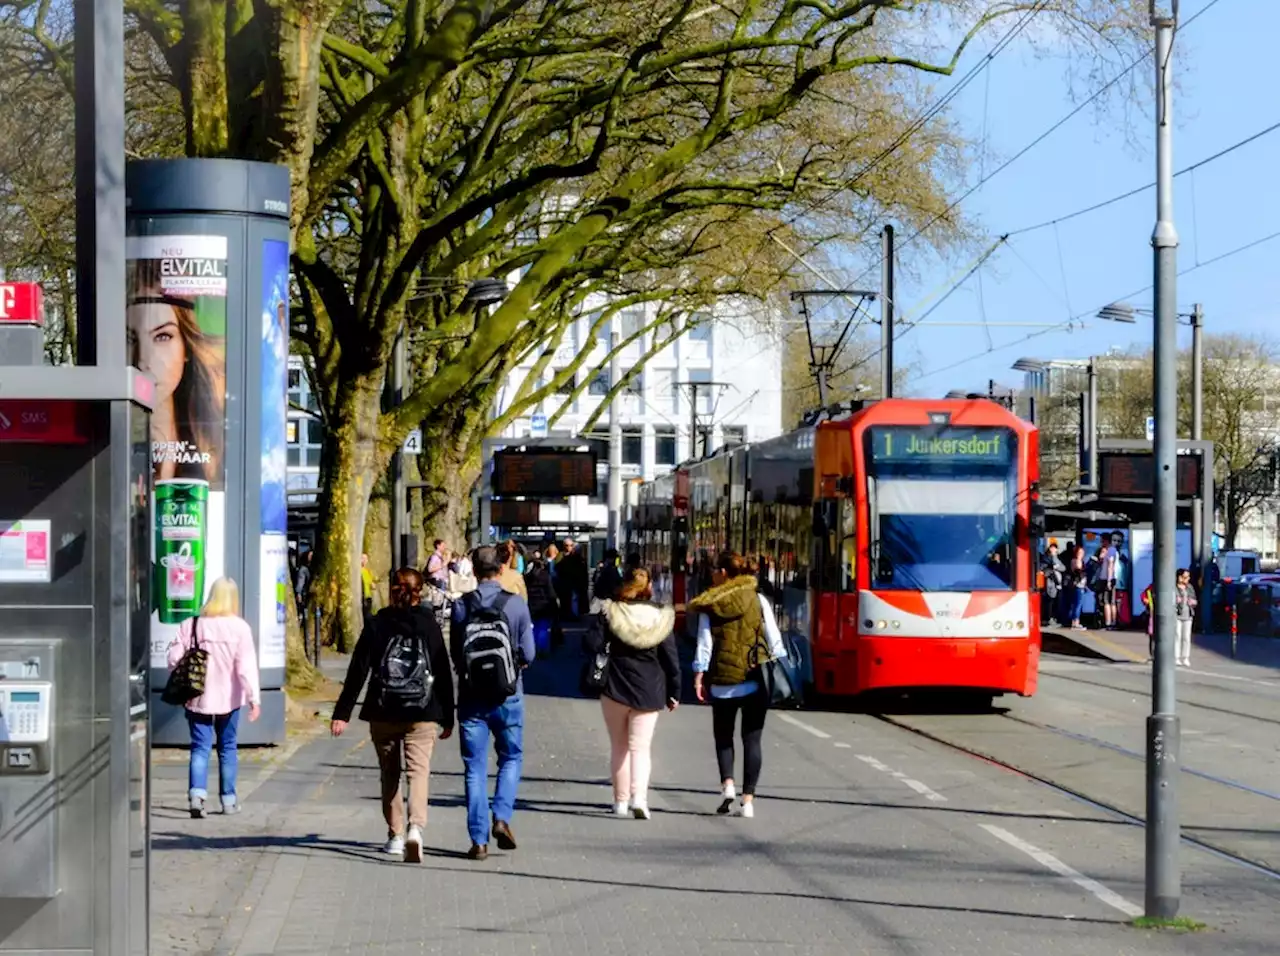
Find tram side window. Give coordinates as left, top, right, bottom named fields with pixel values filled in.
left=815, top=499, right=857, bottom=593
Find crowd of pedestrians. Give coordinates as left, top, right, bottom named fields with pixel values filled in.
left=178, top=539, right=786, bottom=863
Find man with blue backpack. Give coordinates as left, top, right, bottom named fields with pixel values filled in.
left=450, top=545, right=536, bottom=861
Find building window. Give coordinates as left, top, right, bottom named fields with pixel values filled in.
left=626, top=372, right=644, bottom=396
left=554, top=370, right=575, bottom=394
left=620, top=309, right=645, bottom=339
left=622, top=428, right=643, bottom=465
left=688, top=313, right=712, bottom=342
left=656, top=427, right=677, bottom=465
left=589, top=370, right=610, bottom=396
left=723, top=426, right=746, bottom=447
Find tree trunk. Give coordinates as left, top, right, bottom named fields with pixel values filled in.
left=417, top=417, right=484, bottom=551
left=284, top=599, right=320, bottom=690
left=310, top=373, right=384, bottom=650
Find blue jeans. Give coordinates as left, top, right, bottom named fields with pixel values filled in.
left=533, top=618, right=552, bottom=653
left=459, top=695, right=524, bottom=846
left=187, top=709, right=241, bottom=804
left=1069, top=586, right=1085, bottom=624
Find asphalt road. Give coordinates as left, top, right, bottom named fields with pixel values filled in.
left=148, top=643, right=1280, bottom=955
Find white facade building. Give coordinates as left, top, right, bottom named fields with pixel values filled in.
left=491, top=299, right=785, bottom=534
left=283, top=301, right=786, bottom=540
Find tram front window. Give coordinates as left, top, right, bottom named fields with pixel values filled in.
left=865, top=426, right=1017, bottom=592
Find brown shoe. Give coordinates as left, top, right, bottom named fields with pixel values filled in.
left=467, top=843, right=488, bottom=861
left=492, top=820, right=517, bottom=850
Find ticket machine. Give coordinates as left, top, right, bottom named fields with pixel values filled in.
left=0, top=363, right=153, bottom=954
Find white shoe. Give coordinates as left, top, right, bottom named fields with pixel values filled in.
left=404, top=825, right=423, bottom=864
left=383, top=835, right=405, bottom=856
left=613, top=801, right=630, bottom=817
left=738, top=801, right=755, bottom=819
left=717, top=782, right=736, bottom=815
left=631, top=802, right=651, bottom=820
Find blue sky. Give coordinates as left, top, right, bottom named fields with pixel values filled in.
left=879, top=0, right=1280, bottom=396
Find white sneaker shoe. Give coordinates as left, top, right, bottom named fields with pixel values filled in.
left=404, top=825, right=423, bottom=864
left=631, top=802, right=651, bottom=820
left=383, top=834, right=405, bottom=856
left=717, top=782, right=737, bottom=815
left=613, top=801, right=630, bottom=817
left=738, top=801, right=755, bottom=819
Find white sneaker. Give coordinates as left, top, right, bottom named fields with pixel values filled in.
left=631, top=802, right=651, bottom=820
left=404, top=825, right=423, bottom=864
left=717, top=782, right=737, bottom=815
left=383, top=835, right=405, bottom=856
left=739, top=801, right=755, bottom=819
left=612, top=801, right=630, bottom=817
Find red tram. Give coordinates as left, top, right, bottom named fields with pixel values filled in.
left=629, top=398, right=1043, bottom=700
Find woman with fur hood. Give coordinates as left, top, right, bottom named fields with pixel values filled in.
left=689, top=551, right=787, bottom=819
left=585, top=567, right=680, bottom=819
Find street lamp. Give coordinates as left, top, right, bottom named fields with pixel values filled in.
left=1097, top=301, right=1204, bottom=443
left=391, top=277, right=509, bottom=570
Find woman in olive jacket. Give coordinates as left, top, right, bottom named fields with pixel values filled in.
left=585, top=567, right=680, bottom=819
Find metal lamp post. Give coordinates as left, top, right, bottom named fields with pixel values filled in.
left=390, top=278, right=508, bottom=570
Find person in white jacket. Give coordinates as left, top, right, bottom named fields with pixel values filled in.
left=688, top=552, right=786, bottom=819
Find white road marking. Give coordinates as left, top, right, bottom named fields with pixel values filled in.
left=833, top=742, right=852, bottom=749
left=855, top=754, right=948, bottom=802
left=778, top=712, right=831, bottom=739
left=980, top=824, right=1142, bottom=918
left=1181, top=666, right=1276, bottom=687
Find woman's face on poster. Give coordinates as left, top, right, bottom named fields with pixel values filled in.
left=127, top=300, right=186, bottom=402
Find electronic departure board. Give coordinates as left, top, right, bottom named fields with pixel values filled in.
left=493, top=450, right=597, bottom=498
left=490, top=499, right=542, bottom=527
left=1098, top=452, right=1202, bottom=499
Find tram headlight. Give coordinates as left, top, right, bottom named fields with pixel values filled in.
left=1016, top=620, right=1025, bottom=630
left=875, top=620, right=887, bottom=630
left=891, top=620, right=901, bottom=629
left=993, top=621, right=1003, bottom=630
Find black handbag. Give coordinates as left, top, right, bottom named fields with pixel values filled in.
left=162, top=616, right=209, bottom=706
left=749, top=631, right=802, bottom=708
left=579, top=639, right=611, bottom=698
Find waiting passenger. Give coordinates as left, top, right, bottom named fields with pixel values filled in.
left=689, top=551, right=787, bottom=819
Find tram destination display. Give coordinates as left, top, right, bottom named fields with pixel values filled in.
left=1099, top=451, right=1202, bottom=499
left=493, top=449, right=597, bottom=498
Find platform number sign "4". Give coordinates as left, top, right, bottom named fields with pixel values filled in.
left=402, top=429, right=423, bottom=455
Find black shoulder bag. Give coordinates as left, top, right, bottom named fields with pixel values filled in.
left=163, top=616, right=209, bottom=706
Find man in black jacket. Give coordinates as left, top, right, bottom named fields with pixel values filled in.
left=331, top=568, right=454, bottom=864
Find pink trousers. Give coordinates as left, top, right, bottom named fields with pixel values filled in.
left=600, top=695, right=660, bottom=804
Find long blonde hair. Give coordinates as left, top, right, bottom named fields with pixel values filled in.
left=200, top=577, right=240, bottom=617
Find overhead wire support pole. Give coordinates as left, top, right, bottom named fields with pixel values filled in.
left=1147, top=0, right=1182, bottom=922
left=607, top=331, right=623, bottom=551
left=881, top=224, right=895, bottom=399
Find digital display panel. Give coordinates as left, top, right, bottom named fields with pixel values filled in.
left=490, top=499, right=542, bottom=526
left=1099, top=452, right=1202, bottom=499
left=9, top=691, right=40, bottom=703
left=493, top=450, right=597, bottom=498
left=868, top=427, right=1013, bottom=465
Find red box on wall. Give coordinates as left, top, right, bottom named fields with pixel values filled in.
left=0, top=282, right=44, bottom=324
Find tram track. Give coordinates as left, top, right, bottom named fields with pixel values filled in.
left=1038, top=667, right=1280, bottom=728
left=869, top=709, right=1280, bottom=883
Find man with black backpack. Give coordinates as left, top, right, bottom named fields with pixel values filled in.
left=331, top=568, right=454, bottom=864
left=450, top=545, right=535, bottom=861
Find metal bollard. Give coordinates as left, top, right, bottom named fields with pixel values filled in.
left=1230, top=603, right=1238, bottom=660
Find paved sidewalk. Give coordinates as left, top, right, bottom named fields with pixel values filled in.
left=1045, top=623, right=1280, bottom=672
left=151, top=644, right=1276, bottom=956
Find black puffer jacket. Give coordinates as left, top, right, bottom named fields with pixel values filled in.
left=333, top=605, right=455, bottom=730
left=585, top=599, right=680, bottom=712
left=524, top=564, right=558, bottom=619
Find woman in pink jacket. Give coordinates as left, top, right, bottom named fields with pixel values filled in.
left=167, top=577, right=261, bottom=818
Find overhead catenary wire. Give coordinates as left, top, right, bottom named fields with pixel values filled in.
left=844, top=0, right=1232, bottom=287
left=911, top=224, right=1280, bottom=387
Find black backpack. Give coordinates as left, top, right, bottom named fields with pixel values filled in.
left=377, top=617, right=434, bottom=711
left=461, top=592, right=518, bottom=699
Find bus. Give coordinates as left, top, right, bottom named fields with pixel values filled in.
left=632, top=398, right=1043, bottom=701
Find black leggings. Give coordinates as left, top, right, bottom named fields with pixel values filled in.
left=711, top=692, right=768, bottom=795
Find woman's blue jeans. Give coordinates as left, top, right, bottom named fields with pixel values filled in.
left=187, top=709, right=241, bottom=804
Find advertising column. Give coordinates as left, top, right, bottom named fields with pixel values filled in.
left=126, top=236, right=228, bottom=631
left=127, top=158, right=290, bottom=745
